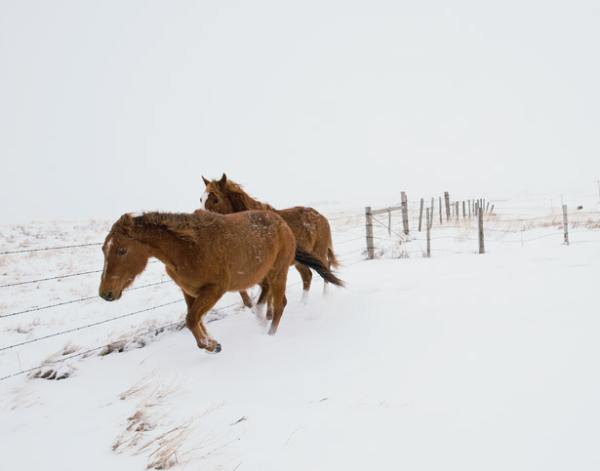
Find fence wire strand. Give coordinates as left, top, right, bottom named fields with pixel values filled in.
left=1, top=242, right=103, bottom=256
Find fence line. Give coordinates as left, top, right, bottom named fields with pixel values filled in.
left=363, top=191, right=599, bottom=259
left=1, top=198, right=596, bottom=381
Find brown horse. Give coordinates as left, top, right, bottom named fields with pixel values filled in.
left=201, top=174, right=340, bottom=308
left=99, top=210, right=343, bottom=353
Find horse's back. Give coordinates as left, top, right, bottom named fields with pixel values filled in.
left=202, top=210, right=296, bottom=290
left=275, top=206, right=332, bottom=255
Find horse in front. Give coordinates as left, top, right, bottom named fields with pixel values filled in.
left=99, top=210, right=344, bottom=353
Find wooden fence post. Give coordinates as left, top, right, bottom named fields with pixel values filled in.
left=401, top=192, right=409, bottom=235
left=365, top=206, right=374, bottom=259
left=478, top=208, right=485, bottom=254
left=418, top=198, right=424, bottom=232
left=426, top=208, right=431, bottom=258
left=430, top=197, right=435, bottom=227
left=462, top=201, right=466, bottom=219
left=439, top=197, right=443, bottom=224
left=562, top=205, right=569, bottom=245
left=444, top=192, right=451, bottom=222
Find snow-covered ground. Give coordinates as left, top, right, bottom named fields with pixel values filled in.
left=1, top=193, right=599, bottom=470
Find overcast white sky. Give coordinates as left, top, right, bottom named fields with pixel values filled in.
left=1, top=0, right=599, bottom=223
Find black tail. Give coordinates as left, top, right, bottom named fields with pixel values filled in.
left=294, top=249, right=345, bottom=287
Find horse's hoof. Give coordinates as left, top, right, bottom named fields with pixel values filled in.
left=202, top=343, right=222, bottom=354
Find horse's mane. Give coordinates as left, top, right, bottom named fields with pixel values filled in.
left=112, top=211, right=218, bottom=240
left=222, top=179, right=276, bottom=212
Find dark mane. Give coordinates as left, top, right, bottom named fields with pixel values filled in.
left=223, top=180, right=276, bottom=212
left=112, top=211, right=218, bottom=240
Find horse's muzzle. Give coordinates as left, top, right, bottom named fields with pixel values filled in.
left=100, top=290, right=117, bottom=301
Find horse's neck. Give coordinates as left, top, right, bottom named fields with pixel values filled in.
left=132, top=225, right=183, bottom=266
left=228, top=191, right=274, bottom=212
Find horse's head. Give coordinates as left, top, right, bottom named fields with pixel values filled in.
left=99, top=215, right=150, bottom=301
left=201, top=173, right=234, bottom=214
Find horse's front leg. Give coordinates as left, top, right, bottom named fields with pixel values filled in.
left=239, top=291, right=253, bottom=308
left=183, top=287, right=226, bottom=353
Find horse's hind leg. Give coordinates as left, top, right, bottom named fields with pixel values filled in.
left=266, top=276, right=288, bottom=335
left=254, top=280, right=271, bottom=320
left=183, top=287, right=225, bottom=353
left=295, top=262, right=312, bottom=304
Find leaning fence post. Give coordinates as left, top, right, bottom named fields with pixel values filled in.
left=478, top=208, right=485, bottom=254
left=401, top=192, right=409, bottom=235
left=562, top=205, right=569, bottom=245
left=365, top=206, right=374, bottom=259
left=418, top=198, right=424, bottom=232
left=426, top=208, right=431, bottom=258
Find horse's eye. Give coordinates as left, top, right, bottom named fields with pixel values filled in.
left=118, top=249, right=127, bottom=256
left=212, top=198, right=219, bottom=204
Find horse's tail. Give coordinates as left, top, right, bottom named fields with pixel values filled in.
left=327, top=247, right=340, bottom=270
left=295, top=249, right=345, bottom=288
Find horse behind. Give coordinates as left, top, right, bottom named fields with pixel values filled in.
left=201, top=174, right=340, bottom=307
left=99, top=210, right=344, bottom=353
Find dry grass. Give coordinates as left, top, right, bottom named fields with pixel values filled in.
left=29, top=342, right=80, bottom=380
left=2, top=387, right=42, bottom=411
left=114, top=376, right=231, bottom=469
left=99, top=321, right=185, bottom=357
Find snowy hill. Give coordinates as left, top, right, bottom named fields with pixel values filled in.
left=1, top=195, right=599, bottom=470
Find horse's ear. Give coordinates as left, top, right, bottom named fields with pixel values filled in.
left=202, top=176, right=210, bottom=187
left=219, top=173, right=228, bottom=186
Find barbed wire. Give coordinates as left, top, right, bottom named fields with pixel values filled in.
left=0, top=269, right=103, bottom=289
left=333, top=236, right=365, bottom=246
left=1, top=279, right=175, bottom=320
left=0, top=320, right=187, bottom=382
left=0, top=260, right=162, bottom=289
left=324, top=213, right=364, bottom=222
left=0, top=279, right=313, bottom=381
left=330, top=223, right=366, bottom=232
left=0, top=299, right=185, bottom=353
left=0, top=242, right=103, bottom=256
